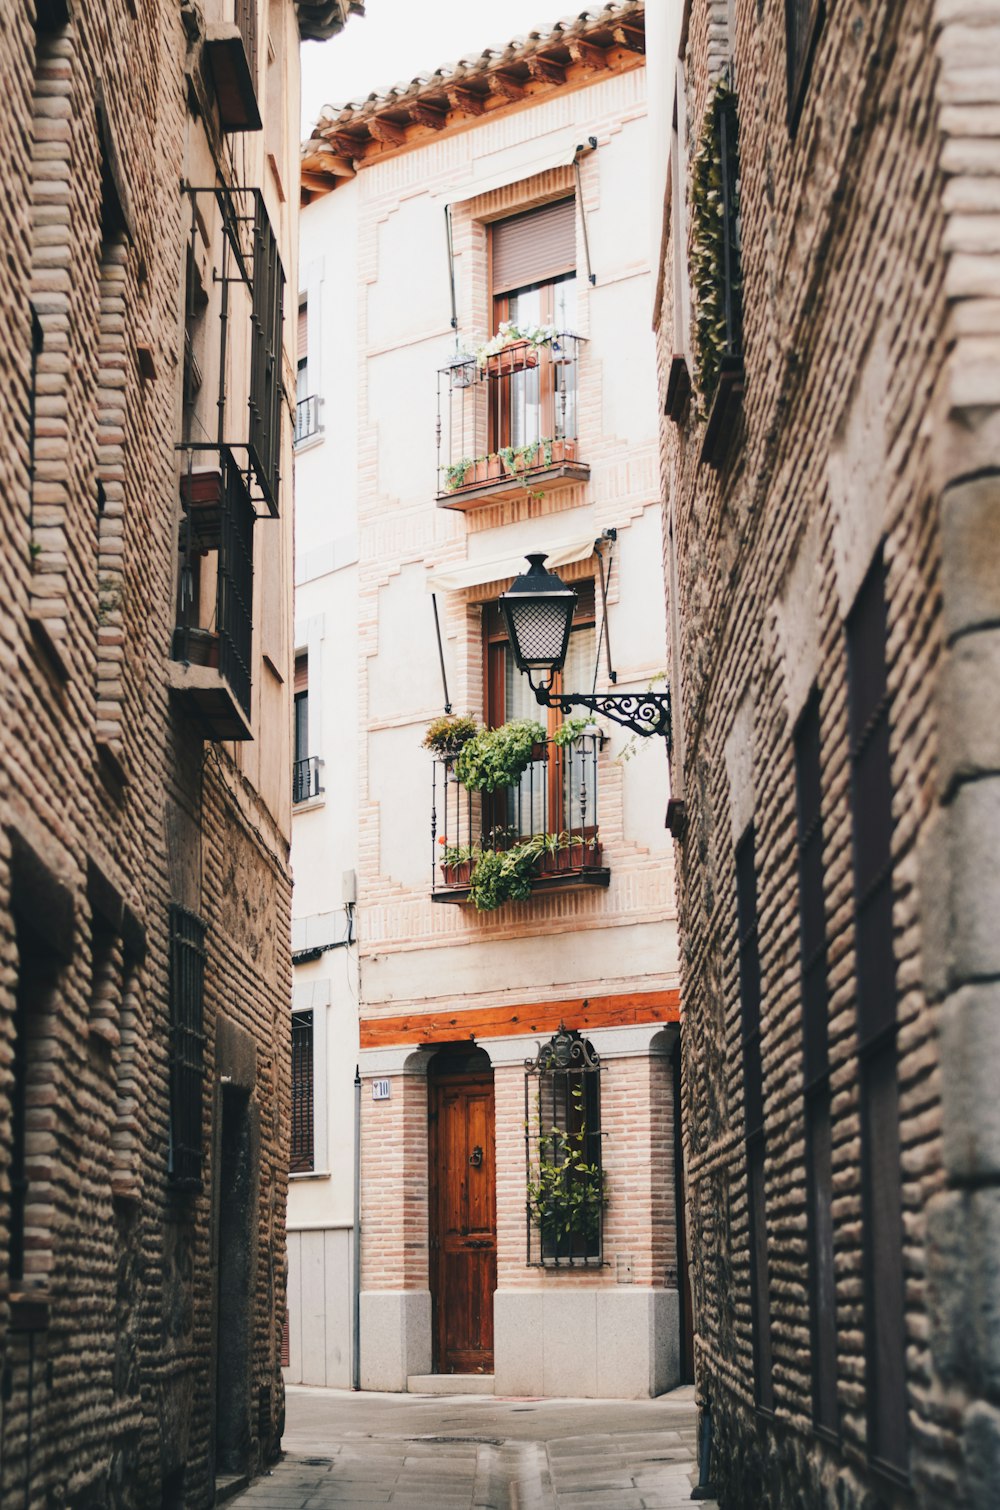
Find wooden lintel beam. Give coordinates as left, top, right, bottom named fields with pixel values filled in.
left=488, top=71, right=525, bottom=102
left=359, top=989, right=681, bottom=1050
left=568, top=38, right=609, bottom=70
left=447, top=86, right=487, bottom=116
left=368, top=116, right=407, bottom=147
left=612, top=24, right=646, bottom=54
left=409, top=101, right=448, bottom=130
left=526, top=54, right=566, bottom=85
left=300, top=168, right=349, bottom=195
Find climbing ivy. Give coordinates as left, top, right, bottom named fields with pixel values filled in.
left=689, top=79, right=742, bottom=407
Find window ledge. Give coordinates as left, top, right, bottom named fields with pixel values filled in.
left=437, top=461, right=590, bottom=511
left=289, top=1169, right=331, bottom=1182
left=700, top=356, right=744, bottom=468
left=292, top=794, right=326, bottom=814
left=293, top=429, right=325, bottom=455
left=432, top=866, right=610, bottom=905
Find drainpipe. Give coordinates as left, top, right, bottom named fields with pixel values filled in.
left=352, top=1064, right=361, bottom=1390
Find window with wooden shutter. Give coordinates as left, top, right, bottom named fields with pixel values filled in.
left=736, top=826, right=773, bottom=1410
left=491, top=198, right=576, bottom=295
left=794, top=688, right=838, bottom=1433
left=846, top=550, right=908, bottom=1475
left=785, top=0, right=824, bottom=129
left=290, top=1010, right=314, bottom=1174
left=168, top=905, right=207, bottom=1190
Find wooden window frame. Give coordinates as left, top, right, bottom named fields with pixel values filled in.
left=736, top=825, right=774, bottom=1411
left=846, top=549, right=909, bottom=1481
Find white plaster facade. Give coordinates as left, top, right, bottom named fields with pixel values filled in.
left=290, top=8, right=683, bottom=1397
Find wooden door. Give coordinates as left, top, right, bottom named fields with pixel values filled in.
left=428, top=1070, right=496, bottom=1373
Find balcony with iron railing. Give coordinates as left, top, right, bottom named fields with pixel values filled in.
left=295, top=394, right=322, bottom=446
left=435, top=332, right=588, bottom=511
left=293, top=756, right=323, bottom=804
left=430, top=734, right=609, bottom=908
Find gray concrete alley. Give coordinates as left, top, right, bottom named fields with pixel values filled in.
left=226, top=1385, right=716, bottom=1509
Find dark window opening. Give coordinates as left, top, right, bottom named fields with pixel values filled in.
left=293, top=653, right=321, bottom=802
left=794, top=688, right=838, bottom=1432
left=168, top=905, right=207, bottom=1190
left=290, top=1010, right=314, bottom=1174
left=847, top=548, right=907, bottom=1475
left=8, top=924, right=58, bottom=1284
left=785, top=0, right=825, bottom=130
left=736, top=826, right=773, bottom=1409
left=525, top=1027, right=603, bottom=1266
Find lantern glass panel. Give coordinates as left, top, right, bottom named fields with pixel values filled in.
left=508, top=598, right=573, bottom=669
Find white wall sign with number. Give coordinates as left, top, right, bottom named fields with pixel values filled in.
left=371, top=1079, right=391, bottom=1101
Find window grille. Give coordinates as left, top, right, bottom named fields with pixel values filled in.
left=785, top=0, right=824, bottom=128
left=290, top=1010, right=314, bottom=1173
left=249, top=195, right=284, bottom=513
left=524, top=1026, right=603, bottom=1267
left=217, top=449, right=255, bottom=719
left=793, top=689, right=838, bottom=1432
left=235, top=0, right=258, bottom=83
left=717, top=88, right=743, bottom=373
left=846, top=550, right=908, bottom=1474
left=736, top=827, right=773, bottom=1409
left=168, top=905, right=207, bottom=1190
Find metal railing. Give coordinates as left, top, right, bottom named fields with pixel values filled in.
left=430, top=734, right=603, bottom=896
left=295, top=394, right=321, bottom=445
left=436, top=332, right=585, bottom=498
left=293, top=755, right=323, bottom=804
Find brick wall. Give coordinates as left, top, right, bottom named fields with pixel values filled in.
left=657, top=0, right=1000, bottom=1505
left=0, top=2, right=302, bottom=1503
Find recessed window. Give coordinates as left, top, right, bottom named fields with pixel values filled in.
left=785, top=0, right=825, bottom=130
left=293, top=652, right=321, bottom=803
left=524, top=1026, right=603, bottom=1266
left=167, top=905, right=207, bottom=1191
left=290, top=1010, right=314, bottom=1174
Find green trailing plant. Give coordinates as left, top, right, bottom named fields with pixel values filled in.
left=467, top=840, right=541, bottom=911
left=438, top=840, right=477, bottom=869
left=550, top=716, right=599, bottom=749
left=689, top=79, right=741, bottom=408
left=526, top=1085, right=605, bottom=1249
left=422, top=712, right=480, bottom=756
left=455, top=718, right=547, bottom=793
left=444, top=457, right=474, bottom=490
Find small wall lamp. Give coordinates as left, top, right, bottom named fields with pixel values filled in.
left=498, top=554, right=672, bottom=747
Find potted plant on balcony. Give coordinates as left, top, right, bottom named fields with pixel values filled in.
left=438, top=840, right=477, bottom=887
left=550, top=715, right=600, bottom=748
left=422, top=712, right=480, bottom=758
left=476, top=321, right=558, bottom=377
left=455, top=718, right=547, bottom=793
left=467, top=838, right=543, bottom=912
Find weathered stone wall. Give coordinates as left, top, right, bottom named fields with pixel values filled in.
left=0, top=2, right=300, bottom=1503
left=656, top=0, right=1000, bottom=1504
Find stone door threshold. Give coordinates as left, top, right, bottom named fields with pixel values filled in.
left=407, top=1373, right=495, bottom=1395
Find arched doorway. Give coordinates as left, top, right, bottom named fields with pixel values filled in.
left=427, top=1047, right=496, bottom=1374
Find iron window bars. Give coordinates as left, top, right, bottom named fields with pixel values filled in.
left=180, top=184, right=285, bottom=518
left=294, top=394, right=322, bottom=445
left=168, top=904, right=207, bottom=1190
left=524, top=1026, right=603, bottom=1267
left=292, top=756, right=323, bottom=804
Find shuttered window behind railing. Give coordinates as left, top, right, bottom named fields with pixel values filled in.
left=168, top=905, right=207, bottom=1190
left=249, top=196, right=285, bottom=512
left=794, top=688, right=839, bottom=1433
left=491, top=198, right=576, bottom=295
left=290, top=1010, right=314, bottom=1173
left=847, top=549, right=908, bottom=1475
left=736, top=826, right=774, bottom=1410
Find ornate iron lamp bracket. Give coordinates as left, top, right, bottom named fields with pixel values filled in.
left=527, top=678, right=672, bottom=750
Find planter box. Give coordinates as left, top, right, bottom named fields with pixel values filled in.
left=173, top=626, right=220, bottom=668
left=539, top=841, right=602, bottom=875
left=441, top=860, right=473, bottom=887
left=485, top=340, right=540, bottom=378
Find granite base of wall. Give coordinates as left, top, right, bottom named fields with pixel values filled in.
left=359, top=1290, right=432, bottom=1391
left=494, top=1287, right=679, bottom=1399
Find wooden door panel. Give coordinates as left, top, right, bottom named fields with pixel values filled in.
left=429, top=1071, right=496, bottom=1373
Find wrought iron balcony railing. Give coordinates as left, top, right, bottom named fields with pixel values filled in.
left=430, top=734, right=609, bottom=907
left=435, top=332, right=589, bottom=510
left=295, top=394, right=321, bottom=445
left=293, top=755, right=323, bottom=804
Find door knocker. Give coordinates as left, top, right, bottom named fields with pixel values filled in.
left=468, top=1145, right=483, bottom=1168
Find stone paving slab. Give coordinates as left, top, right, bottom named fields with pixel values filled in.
left=228, top=1386, right=718, bottom=1510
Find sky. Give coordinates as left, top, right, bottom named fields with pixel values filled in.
left=301, top=0, right=563, bottom=136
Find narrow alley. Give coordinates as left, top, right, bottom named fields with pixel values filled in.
left=226, top=1387, right=715, bottom=1509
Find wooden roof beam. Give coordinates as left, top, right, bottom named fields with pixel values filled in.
left=328, top=130, right=365, bottom=158
left=368, top=116, right=407, bottom=147
left=612, top=24, right=645, bottom=54
left=526, top=54, right=566, bottom=85
left=488, top=71, right=525, bottom=103
left=409, top=101, right=448, bottom=129
left=446, top=85, right=487, bottom=116
left=568, top=38, right=609, bottom=69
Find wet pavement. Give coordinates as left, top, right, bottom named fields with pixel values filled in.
left=227, top=1384, right=717, bottom=1508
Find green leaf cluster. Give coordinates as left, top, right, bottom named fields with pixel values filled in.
left=689, top=80, right=741, bottom=406
left=550, top=715, right=598, bottom=748
left=526, top=1088, right=605, bottom=1245
left=454, top=718, right=547, bottom=793
left=422, top=712, right=480, bottom=756
left=467, top=842, right=541, bottom=911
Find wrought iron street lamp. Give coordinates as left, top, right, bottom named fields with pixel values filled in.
left=499, top=554, right=672, bottom=745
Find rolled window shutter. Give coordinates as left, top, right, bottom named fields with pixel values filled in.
left=492, top=198, right=576, bottom=294
left=297, top=301, right=307, bottom=361
left=294, top=653, right=308, bottom=693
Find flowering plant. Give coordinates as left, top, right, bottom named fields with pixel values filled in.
left=475, top=321, right=560, bottom=368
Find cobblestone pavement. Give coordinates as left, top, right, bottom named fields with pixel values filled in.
left=227, top=1385, right=717, bottom=1509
